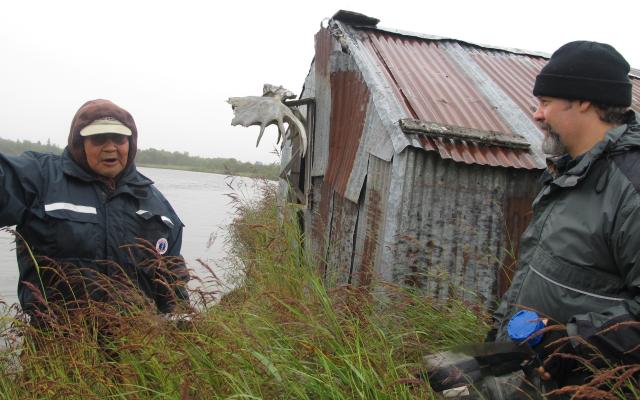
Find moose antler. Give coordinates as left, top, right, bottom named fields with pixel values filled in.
left=228, top=84, right=307, bottom=157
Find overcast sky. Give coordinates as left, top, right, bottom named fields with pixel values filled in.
left=1, top=0, right=638, bottom=164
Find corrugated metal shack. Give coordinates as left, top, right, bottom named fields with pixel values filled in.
left=282, top=10, right=640, bottom=308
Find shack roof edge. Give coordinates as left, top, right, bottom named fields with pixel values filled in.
left=369, top=26, right=552, bottom=60
left=330, top=10, right=640, bottom=76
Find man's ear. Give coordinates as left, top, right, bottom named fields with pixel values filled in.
left=577, top=100, right=592, bottom=113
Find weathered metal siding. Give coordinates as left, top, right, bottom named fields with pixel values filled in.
left=388, top=147, right=540, bottom=306
left=316, top=153, right=393, bottom=288
left=324, top=192, right=360, bottom=286
left=312, top=28, right=333, bottom=177
left=311, top=92, right=382, bottom=285
left=324, top=70, right=370, bottom=197
left=305, top=177, right=324, bottom=258
left=351, top=154, right=392, bottom=286
left=499, top=173, right=536, bottom=296
left=311, top=178, right=333, bottom=271
left=306, top=28, right=373, bottom=280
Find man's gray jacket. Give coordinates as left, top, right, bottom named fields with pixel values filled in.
left=493, top=112, right=640, bottom=364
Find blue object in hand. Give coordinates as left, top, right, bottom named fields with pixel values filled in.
left=507, top=310, right=545, bottom=346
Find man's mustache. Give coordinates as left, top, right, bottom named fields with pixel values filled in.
left=539, top=122, right=552, bottom=132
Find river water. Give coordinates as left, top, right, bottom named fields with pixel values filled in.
left=0, top=167, right=262, bottom=307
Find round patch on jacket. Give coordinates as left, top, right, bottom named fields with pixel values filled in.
left=155, top=238, right=169, bottom=255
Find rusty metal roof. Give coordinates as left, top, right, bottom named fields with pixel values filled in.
left=348, top=25, right=640, bottom=170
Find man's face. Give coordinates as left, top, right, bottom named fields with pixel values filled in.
left=533, top=97, right=577, bottom=156
left=83, top=133, right=130, bottom=178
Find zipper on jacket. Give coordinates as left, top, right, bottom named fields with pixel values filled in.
left=99, top=188, right=109, bottom=260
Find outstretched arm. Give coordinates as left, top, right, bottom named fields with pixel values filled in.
left=0, top=152, right=43, bottom=227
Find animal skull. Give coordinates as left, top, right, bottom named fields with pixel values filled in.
left=228, top=84, right=307, bottom=157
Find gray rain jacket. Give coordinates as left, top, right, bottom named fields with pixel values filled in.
left=493, top=111, right=640, bottom=364
left=0, top=149, right=189, bottom=316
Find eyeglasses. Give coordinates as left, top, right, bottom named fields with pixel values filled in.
left=86, top=134, right=129, bottom=146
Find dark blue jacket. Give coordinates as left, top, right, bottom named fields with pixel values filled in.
left=0, top=149, right=188, bottom=315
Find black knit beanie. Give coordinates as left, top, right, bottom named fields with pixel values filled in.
left=533, top=41, right=631, bottom=107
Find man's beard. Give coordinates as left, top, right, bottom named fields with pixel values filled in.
left=541, top=124, right=567, bottom=156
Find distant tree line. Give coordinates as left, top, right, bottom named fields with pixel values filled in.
left=0, top=137, right=61, bottom=156
left=0, top=137, right=279, bottom=180
left=136, top=148, right=279, bottom=179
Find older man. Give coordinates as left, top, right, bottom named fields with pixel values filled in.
left=0, top=99, right=189, bottom=322
left=489, top=41, right=640, bottom=393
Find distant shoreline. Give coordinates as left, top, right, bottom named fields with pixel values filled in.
left=138, top=163, right=278, bottom=180
left=0, top=136, right=280, bottom=180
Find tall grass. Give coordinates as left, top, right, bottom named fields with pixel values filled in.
left=0, top=181, right=488, bottom=399
left=7, top=181, right=636, bottom=399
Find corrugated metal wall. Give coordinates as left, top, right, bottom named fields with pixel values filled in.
left=306, top=144, right=538, bottom=307
left=324, top=191, right=360, bottom=286
left=305, top=178, right=319, bottom=245
left=310, top=153, right=393, bottom=288
left=388, top=147, right=539, bottom=305
left=324, top=70, right=370, bottom=196
left=311, top=28, right=333, bottom=177
left=351, top=154, right=392, bottom=286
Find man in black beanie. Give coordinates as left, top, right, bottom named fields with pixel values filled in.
left=486, top=41, right=640, bottom=397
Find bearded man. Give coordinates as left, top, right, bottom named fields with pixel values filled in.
left=487, top=41, right=640, bottom=395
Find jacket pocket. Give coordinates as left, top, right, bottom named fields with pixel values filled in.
left=43, top=204, right=99, bottom=259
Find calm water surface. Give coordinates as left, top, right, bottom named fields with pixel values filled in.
left=0, top=167, right=261, bottom=307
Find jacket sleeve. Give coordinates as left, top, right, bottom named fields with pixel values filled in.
left=566, top=196, right=640, bottom=364
left=0, top=152, right=43, bottom=227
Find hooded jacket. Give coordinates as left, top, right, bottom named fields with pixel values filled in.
left=493, top=111, right=640, bottom=365
left=0, top=100, right=188, bottom=315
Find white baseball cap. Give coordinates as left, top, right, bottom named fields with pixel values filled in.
left=80, top=117, right=132, bottom=137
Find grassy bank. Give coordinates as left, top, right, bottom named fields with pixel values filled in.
left=0, top=182, right=487, bottom=399
left=1, top=183, right=635, bottom=399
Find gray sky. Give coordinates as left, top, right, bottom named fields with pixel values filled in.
left=1, top=0, right=638, bottom=164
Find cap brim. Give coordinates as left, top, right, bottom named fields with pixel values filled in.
left=80, top=124, right=132, bottom=137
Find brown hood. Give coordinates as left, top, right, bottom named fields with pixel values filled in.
left=68, top=99, right=138, bottom=174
